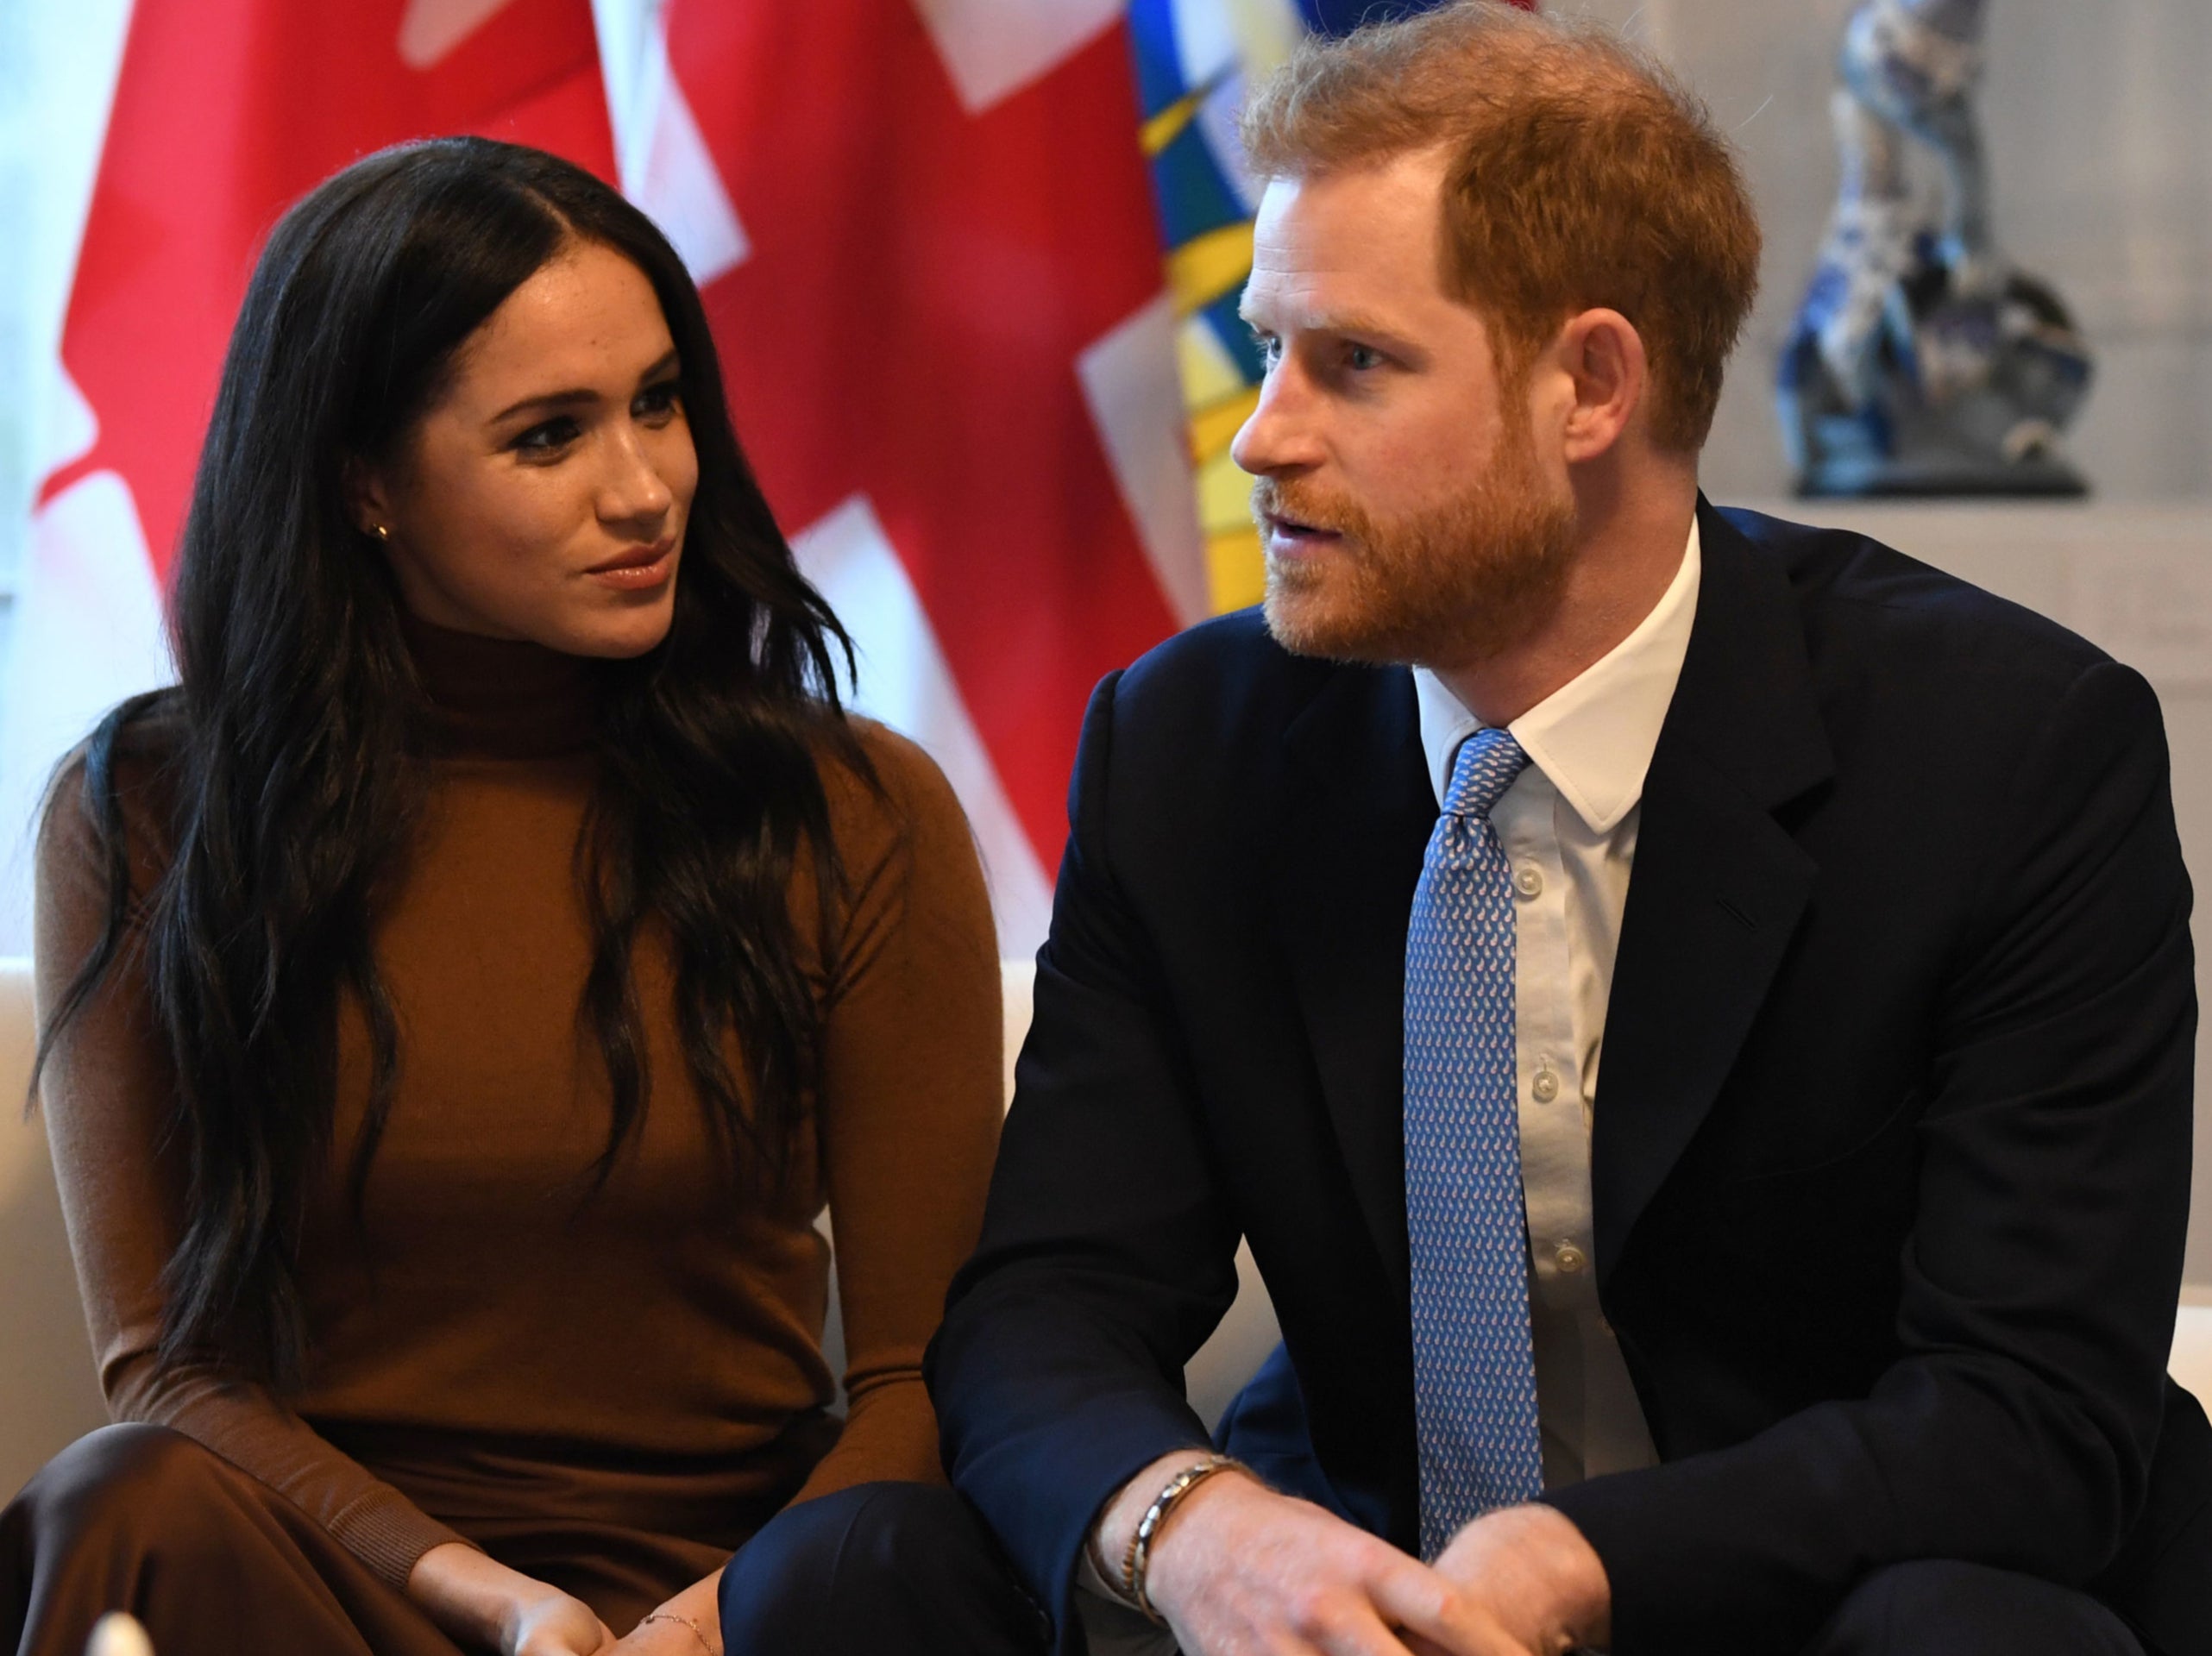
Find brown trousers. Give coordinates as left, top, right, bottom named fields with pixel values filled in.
left=0, top=1426, right=727, bottom=1655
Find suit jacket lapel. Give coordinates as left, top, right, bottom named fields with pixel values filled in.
left=1275, top=662, right=1435, bottom=1295
left=1592, top=501, right=1833, bottom=1282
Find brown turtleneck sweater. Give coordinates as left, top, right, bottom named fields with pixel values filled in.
left=32, top=618, right=1002, bottom=1603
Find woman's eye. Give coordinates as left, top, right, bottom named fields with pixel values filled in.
left=513, top=417, right=581, bottom=456
left=1347, top=343, right=1384, bottom=372
left=1254, top=334, right=1282, bottom=370
left=634, top=381, right=683, bottom=422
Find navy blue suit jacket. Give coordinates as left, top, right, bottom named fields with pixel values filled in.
left=926, top=503, right=2211, bottom=1653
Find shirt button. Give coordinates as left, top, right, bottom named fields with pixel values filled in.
left=1531, top=1069, right=1560, bottom=1104
left=1555, top=1244, right=1588, bottom=1275
left=1513, top=865, right=1543, bottom=899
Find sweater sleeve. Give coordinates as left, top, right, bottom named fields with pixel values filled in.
left=32, top=753, right=471, bottom=1590
left=793, top=724, right=1002, bottom=1499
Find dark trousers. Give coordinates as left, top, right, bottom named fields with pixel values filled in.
left=720, top=1482, right=2150, bottom=1656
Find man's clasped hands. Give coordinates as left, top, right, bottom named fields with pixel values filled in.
left=1099, top=1451, right=1612, bottom=1656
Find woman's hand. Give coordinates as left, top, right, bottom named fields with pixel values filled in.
left=504, top=1585, right=617, bottom=1656
left=606, top=1568, right=724, bottom=1656
left=408, top=1540, right=615, bottom=1655
left=604, top=1615, right=716, bottom=1656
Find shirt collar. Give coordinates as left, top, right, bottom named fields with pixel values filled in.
left=1413, top=516, right=1701, bottom=836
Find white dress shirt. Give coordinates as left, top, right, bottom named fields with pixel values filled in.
left=1411, top=518, right=1700, bottom=1490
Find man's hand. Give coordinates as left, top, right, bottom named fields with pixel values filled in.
left=1096, top=1452, right=1533, bottom=1655
left=1429, top=1505, right=1610, bottom=1655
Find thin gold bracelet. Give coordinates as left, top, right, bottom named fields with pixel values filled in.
left=1121, top=1454, right=1247, bottom=1623
left=641, top=1610, right=715, bottom=1656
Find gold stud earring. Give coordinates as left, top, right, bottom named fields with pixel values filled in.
left=368, top=524, right=390, bottom=543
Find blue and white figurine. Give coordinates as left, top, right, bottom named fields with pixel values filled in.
left=1778, top=0, right=2093, bottom=497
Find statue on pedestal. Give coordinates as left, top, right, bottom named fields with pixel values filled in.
left=1778, top=0, right=2094, bottom=497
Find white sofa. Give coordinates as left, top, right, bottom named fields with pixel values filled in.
left=3, top=957, right=2205, bottom=1506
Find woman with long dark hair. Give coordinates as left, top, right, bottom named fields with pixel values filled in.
left=0, top=138, right=1002, bottom=1655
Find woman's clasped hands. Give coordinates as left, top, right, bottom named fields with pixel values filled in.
left=409, top=1541, right=723, bottom=1656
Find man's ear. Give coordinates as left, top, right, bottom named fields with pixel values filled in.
left=1556, top=309, right=1648, bottom=465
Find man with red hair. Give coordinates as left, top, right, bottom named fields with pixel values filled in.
left=722, top=8, right=2209, bottom=1653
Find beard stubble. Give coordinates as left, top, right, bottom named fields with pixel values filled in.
left=1257, top=417, right=1577, bottom=672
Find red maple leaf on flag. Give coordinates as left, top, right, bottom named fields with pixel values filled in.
left=41, top=0, right=617, bottom=576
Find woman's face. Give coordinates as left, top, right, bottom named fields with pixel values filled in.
left=356, top=240, right=699, bottom=659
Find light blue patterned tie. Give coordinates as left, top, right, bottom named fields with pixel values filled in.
left=1404, top=726, right=1541, bottom=1560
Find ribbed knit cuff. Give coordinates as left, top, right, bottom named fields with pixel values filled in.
left=327, top=1487, right=477, bottom=1590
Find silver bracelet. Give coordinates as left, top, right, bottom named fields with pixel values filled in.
left=1121, top=1454, right=1247, bottom=1623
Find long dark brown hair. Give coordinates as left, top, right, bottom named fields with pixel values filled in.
left=37, top=137, right=867, bottom=1385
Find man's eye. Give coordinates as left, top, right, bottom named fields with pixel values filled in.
left=514, top=417, right=581, bottom=455
left=634, top=380, right=683, bottom=422
left=1347, top=344, right=1384, bottom=372
left=1254, top=334, right=1282, bottom=369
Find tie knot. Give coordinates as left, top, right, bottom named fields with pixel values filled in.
left=1443, top=728, right=1529, bottom=822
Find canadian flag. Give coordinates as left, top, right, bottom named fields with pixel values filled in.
left=0, top=0, right=615, bottom=947
left=600, top=0, right=1210, bottom=957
